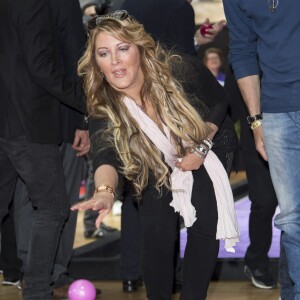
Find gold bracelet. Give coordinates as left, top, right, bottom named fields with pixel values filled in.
left=94, top=185, right=115, bottom=198
left=250, top=120, right=262, bottom=130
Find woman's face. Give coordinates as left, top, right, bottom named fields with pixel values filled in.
left=94, top=31, right=144, bottom=97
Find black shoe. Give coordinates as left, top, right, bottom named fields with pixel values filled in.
left=99, top=223, right=118, bottom=233
left=84, top=229, right=95, bottom=239
left=92, top=223, right=118, bottom=238
left=123, top=279, right=143, bottom=293
left=84, top=223, right=118, bottom=239
left=244, top=265, right=277, bottom=289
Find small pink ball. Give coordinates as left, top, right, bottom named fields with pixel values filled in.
left=68, top=279, right=96, bottom=300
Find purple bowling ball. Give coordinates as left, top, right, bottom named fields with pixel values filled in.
left=68, top=279, right=96, bottom=300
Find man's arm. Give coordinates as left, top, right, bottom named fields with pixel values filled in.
left=237, top=75, right=267, bottom=160
left=237, top=75, right=261, bottom=117
left=223, top=0, right=260, bottom=79
left=224, top=0, right=267, bottom=160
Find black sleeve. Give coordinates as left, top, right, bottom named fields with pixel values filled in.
left=224, top=64, right=244, bottom=123
left=52, top=0, right=88, bottom=132
left=166, top=1, right=196, bottom=55
left=89, top=117, right=121, bottom=173
left=55, top=0, right=86, bottom=77
left=17, top=0, right=86, bottom=114
left=170, top=54, right=228, bottom=128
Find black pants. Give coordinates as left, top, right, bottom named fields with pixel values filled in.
left=123, top=166, right=219, bottom=300
left=243, top=149, right=278, bottom=269
left=13, top=143, right=83, bottom=287
left=0, top=201, right=22, bottom=280
left=0, top=136, right=68, bottom=300
left=121, top=185, right=181, bottom=286
left=83, top=158, right=98, bottom=232
left=120, top=191, right=142, bottom=281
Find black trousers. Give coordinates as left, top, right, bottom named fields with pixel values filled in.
left=0, top=136, right=68, bottom=300
left=13, top=143, right=83, bottom=287
left=83, top=158, right=98, bottom=232
left=243, top=149, right=278, bottom=269
left=120, top=191, right=142, bottom=281
left=122, top=166, right=219, bottom=300
left=0, top=201, right=22, bottom=280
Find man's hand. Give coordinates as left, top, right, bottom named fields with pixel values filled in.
left=253, top=126, right=268, bottom=161
left=72, top=129, right=90, bottom=157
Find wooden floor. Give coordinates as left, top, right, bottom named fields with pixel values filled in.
left=0, top=277, right=280, bottom=300
left=1, top=171, right=278, bottom=299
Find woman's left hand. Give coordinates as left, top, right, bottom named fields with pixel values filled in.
left=175, top=152, right=204, bottom=172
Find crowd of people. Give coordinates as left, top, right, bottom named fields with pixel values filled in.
left=1, top=0, right=298, bottom=299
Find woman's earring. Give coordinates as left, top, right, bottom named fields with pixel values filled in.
left=100, top=70, right=104, bottom=77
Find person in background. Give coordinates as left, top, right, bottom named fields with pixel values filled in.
left=225, top=65, right=278, bottom=289
left=72, top=11, right=239, bottom=300
left=7, top=0, right=97, bottom=298
left=223, top=0, right=300, bottom=299
left=203, top=47, right=226, bottom=86
left=0, top=0, right=86, bottom=298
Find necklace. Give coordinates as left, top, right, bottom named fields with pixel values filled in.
left=268, top=0, right=279, bottom=12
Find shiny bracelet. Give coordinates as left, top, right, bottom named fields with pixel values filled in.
left=193, top=149, right=206, bottom=159
left=194, top=143, right=210, bottom=158
left=202, top=138, right=213, bottom=149
left=94, top=185, right=115, bottom=198
left=250, top=120, right=262, bottom=130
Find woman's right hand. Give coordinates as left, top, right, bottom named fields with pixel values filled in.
left=175, top=151, right=205, bottom=171
left=71, top=192, right=114, bottom=228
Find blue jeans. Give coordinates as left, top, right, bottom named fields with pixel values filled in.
left=263, top=112, right=300, bottom=300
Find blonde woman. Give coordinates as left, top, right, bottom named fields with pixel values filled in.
left=72, top=10, right=238, bottom=300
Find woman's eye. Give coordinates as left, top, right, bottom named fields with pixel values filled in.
left=119, top=46, right=129, bottom=52
left=98, top=52, right=108, bottom=57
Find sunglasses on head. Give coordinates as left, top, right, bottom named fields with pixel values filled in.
left=88, top=10, right=130, bottom=30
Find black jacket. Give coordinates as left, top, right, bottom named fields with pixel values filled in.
left=122, top=0, right=196, bottom=55
left=50, top=0, right=88, bottom=143
left=0, top=0, right=86, bottom=144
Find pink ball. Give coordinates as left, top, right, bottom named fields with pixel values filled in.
left=68, top=279, right=96, bottom=300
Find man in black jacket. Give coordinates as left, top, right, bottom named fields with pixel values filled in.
left=0, top=0, right=86, bottom=299
left=12, top=0, right=93, bottom=297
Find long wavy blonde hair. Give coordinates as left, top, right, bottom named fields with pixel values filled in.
left=78, top=15, right=210, bottom=196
